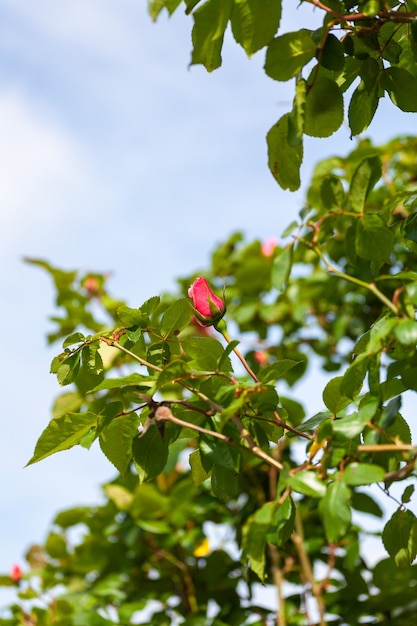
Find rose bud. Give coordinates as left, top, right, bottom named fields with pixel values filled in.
left=261, top=237, right=278, bottom=257
left=10, top=564, right=22, bottom=583
left=188, top=277, right=226, bottom=327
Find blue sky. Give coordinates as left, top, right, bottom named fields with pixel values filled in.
left=1, top=0, right=416, bottom=604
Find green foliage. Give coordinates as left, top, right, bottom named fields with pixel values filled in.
left=146, top=0, right=417, bottom=189
left=4, top=5, right=417, bottom=624
left=2, top=134, right=417, bottom=624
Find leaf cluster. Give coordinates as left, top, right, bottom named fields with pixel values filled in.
left=148, top=0, right=417, bottom=189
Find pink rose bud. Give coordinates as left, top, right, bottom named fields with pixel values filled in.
left=254, top=350, right=269, bottom=367
left=188, top=277, right=226, bottom=327
left=10, top=564, right=22, bottom=583
left=261, top=237, right=278, bottom=257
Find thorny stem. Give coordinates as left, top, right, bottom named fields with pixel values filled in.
left=293, top=511, right=326, bottom=626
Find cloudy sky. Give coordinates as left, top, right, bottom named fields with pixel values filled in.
left=1, top=0, right=415, bottom=605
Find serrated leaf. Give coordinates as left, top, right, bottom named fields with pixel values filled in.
left=356, top=214, right=394, bottom=261
left=349, top=156, right=382, bottom=212
left=348, top=81, right=379, bottom=136
left=382, top=508, right=417, bottom=567
left=132, top=425, right=168, bottom=482
left=90, top=373, right=153, bottom=392
left=320, top=175, right=345, bottom=210
left=230, top=0, right=281, bottom=56
left=267, top=114, right=303, bottom=191
left=304, top=77, right=343, bottom=138
left=27, top=412, right=98, bottom=465
left=62, top=332, right=85, bottom=348
left=161, top=299, right=192, bottom=337
left=57, top=352, right=81, bottom=386
left=191, top=0, right=233, bottom=71
left=319, top=482, right=351, bottom=543
left=264, top=29, right=315, bottom=81
left=99, top=413, right=140, bottom=474
left=341, top=357, right=369, bottom=400
left=211, top=464, right=239, bottom=499
left=117, top=306, right=148, bottom=327
left=342, top=462, right=385, bottom=485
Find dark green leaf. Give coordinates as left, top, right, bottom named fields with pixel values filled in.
left=381, top=67, right=417, bottom=112
left=356, top=214, right=394, bottom=261
left=242, top=502, right=275, bottom=580
left=382, top=508, right=417, bottom=567
left=402, top=485, right=415, bottom=504
left=288, top=78, right=306, bottom=146
left=319, top=33, right=345, bottom=71
left=304, top=77, right=343, bottom=138
left=99, top=413, right=140, bottom=474
left=267, top=114, right=303, bottom=191
left=132, top=425, right=168, bottom=482
left=349, top=156, right=381, bottom=212
left=348, top=81, right=379, bottom=136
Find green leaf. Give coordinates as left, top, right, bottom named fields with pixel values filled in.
left=304, top=77, right=343, bottom=138
left=57, top=352, right=81, bottom=386
left=63, top=332, right=85, bottom=348
left=117, top=306, right=147, bottom=327
left=348, top=80, right=379, bottom=136
left=185, top=336, right=228, bottom=370
left=402, top=485, right=415, bottom=504
left=351, top=491, right=383, bottom=517
left=230, top=0, right=281, bottom=56
left=273, top=495, right=295, bottom=546
left=161, top=299, right=192, bottom=338
left=349, top=156, right=381, bottom=212
left=148, top=0, right=182, bottom=20
left=211, top=464, right=239, bottom=499
left=323, top=376, right=351, bottom=414
left=332, top=411, right=369, bottom=440
left=264, top=30, right=315, bottom=81
left=320, top=175, right=345, bottom=210
left=394, top=319, right=417, bottom=346
left=288, top=78, right=306, bottom=147
left=27, top=412, right=98, bottom=465
left=341, top=357, right=369, bottom=399
left=189, top=449, right=209, bottom=486
left=356, top=213, right=394, bottom=261
left=287, top=471, right=326, bottom=497
left=319, top=33, right=345, bottom=71
left=342, top=462, right=385, bottom=485
left=242, top=502, right=275, bottom=580
left=132, top=425, right=168, bottom=482
left=267, top=114, right=303, bottom=191
left=258, top=359, right=301, bottom=384
left=319, top=482, right=351, bottom=543
left=382, top=508, right=417, bottom=567
left=191, top=0, right=233, bottom=71
left=271, top=247, right=293, bottom=290
left=90, top=373, right=153, bottom=392
left=99, top=413, right=140, bottom=474
left=381, top=66, right=417, bottom=112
